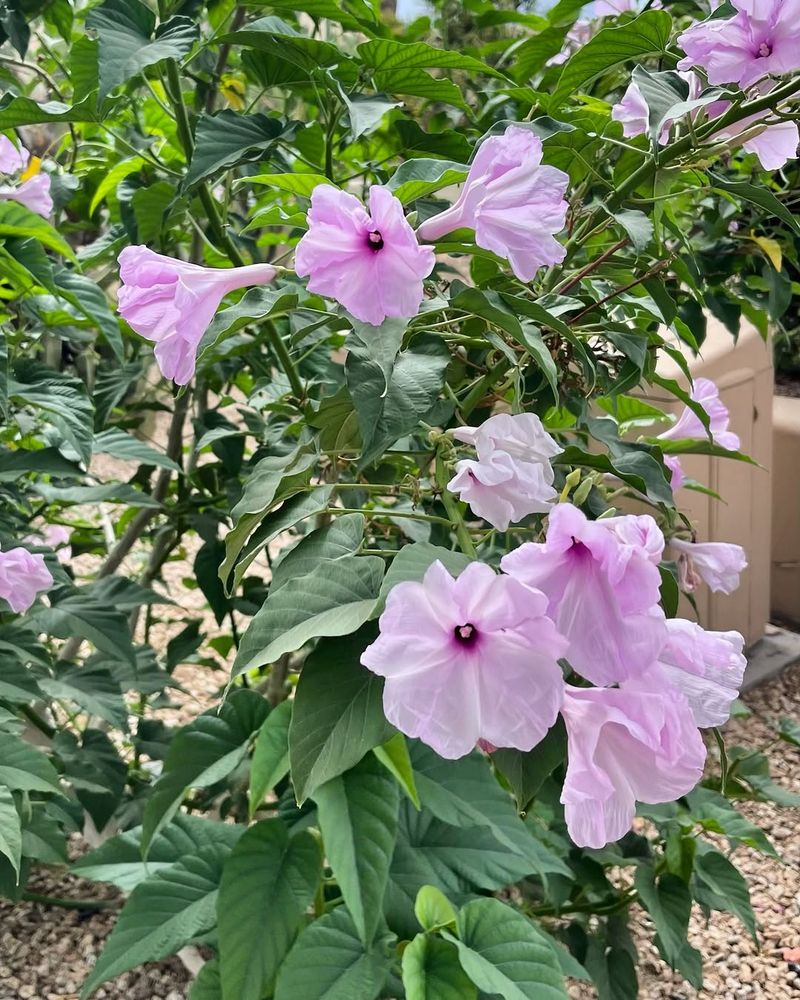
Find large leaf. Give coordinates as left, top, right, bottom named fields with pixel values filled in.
left=142, top=689, right=269, bottom=852
left=445, top=898, right=567, bottom=1000
left=387, top=802, right=538, bottom=936
left=491, top=719, right=567, bottom=812
left=634, top=868, right=692, bottom=969
left=386, top=159, right=468, bottom=205
left=81, top=846, right=226, bottom=998
left=86, top=0, right=199, bottom=100
left=409, top=742, right=568, bottom=876
left=0, top=94, right=99, bottom=128
left=550, top=11, right=672, bottom=109
left=358, top=37, right=505, bottom=80
left=222, top=16, right=344, bottom=72
left=0, top=788, right=21, bottom=880
left=0, top=733, right=61, bottom=794
left=274, top=906, right=394, bottom=1000
left=232, top=554, right=385, bottom=676
left=40, top=663, right=127, bottom=730
left=403, top=935, right=478, bottom=1000
left=93, top=427, right=181, bottom=471
left=54, top=269, right=124, bottom=359
left=218, top=820, right=322, bottom=1000
left=73, top=814, right=243, bottom=891
left=345, top=334, right=450, bottom=467
left=186, top=110, right=297, bottom=187
left=249, top=699, right=292, bottom=818
left=31, top=588, right=136, bottom=665
left=0, top=201, right=75, bottom=260
left=315, top=753, right=400, bottom=945
left=711, top=173, right=800, bottom=237
left=289, top=627, right=394, bottom=802
left=693, top=848, right=756, bottom=940
left=8, top=360, right=93, bottom=464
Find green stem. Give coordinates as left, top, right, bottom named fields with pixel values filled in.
left=460, top=358, right=512, bottom=419
left=163, top=60, right=305, bottom=401
left=436, top=452, right=477, bottom=558
left=22, top=891, right=120, bottom=911
left=713, top=727, right=729, bottom=796
left=328, top=507, right=453, bottom=526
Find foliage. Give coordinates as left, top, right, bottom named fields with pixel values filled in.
left=0, top=1, right=798, bottom=998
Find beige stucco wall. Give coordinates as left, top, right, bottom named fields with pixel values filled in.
left=646, top=316, right=773, bottom=645
left=771, top=394, right=800, bottom=626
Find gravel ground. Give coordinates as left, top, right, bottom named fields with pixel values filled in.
left=1, top=663, right=797, bottom=999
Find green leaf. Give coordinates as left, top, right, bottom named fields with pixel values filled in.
left=684, top=787, right=777, bottom=856
left=73, top=815, right=243, bottom=891
left=403, top=935, right=477, bottom=1000
left=693, top=849, right=757, bottom=940
left=344, top=94, right=402, bottom=138
left=274, top=905, right=394, bottom=1000
left=409, top=741, right=568, bottom=875
left=249, top=699, right=292, bottom=818
left=373, top=732, right=421, bottom=809
left=0, top=732, right=75, bottom=796
left=31, top=589, right=135, bottom=665
left=554, top=445, right=672, bottom=504
left=386, top=159, right=468, bottom=205
left=491, top=719, right=567, bottom=812
left=710, top=173, right=800, bottom=237
left=54, top=269, right=125, bottom=359
left=372, top=542, right=472, bottom=618
left=346, top=334, right=450, bottom=467
left=219, top=441, right=316, bottom=591
left=634, top=868, right=691, bottom=969
left=289, top=627, right=394, bottom=803
left=0, top=788, right=21, bottom=881
left=86, top=0, right=199, bottom=100
left=223, top=16, right=344, bottom=71
left=142, top=690, right=269, bottom=853
left=198, top=284, right=299, bottom=362
left=232, top=554, right=385, bottom=676
left=40, top=664, right=127, bottom=730
left=218, top=821, right=322, bottom=1000
left=270, top=513, right=365, bottom=592
left=414, top=885, right=458, bottom=932
left=358, top=37, right=505, bottom=80
left=186, top=110, right=296, bottom=187
left=93, top=427, right=181, bottom=471
left=81, top=846, right=226, bottom=998
left=446, top=897, right=567, bottom=1000
left=315, top=753, right=400, bottom=945
left=244, top=172, right=330, bottom=197
left=388, top=802, right=539, bottom=934
left=0, top=94, right=98, bottom=129
left=550, top=11, right=672, bottom=109
left=33, top=482, right=160, bottom=508
left=190, top=959, right=222, bottom=1000
left=8, top=360, right=92, bottom=463
left=132, top=180, right=177, bottom=244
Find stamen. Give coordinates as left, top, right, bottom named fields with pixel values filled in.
left=367, top=229, right=384, bottom=252
left=454, top=623, right=478, bottom=645
left=758, top=41, right=772, bottom=57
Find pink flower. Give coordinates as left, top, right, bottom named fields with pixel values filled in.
left=659, top=377, right=740, bottom=451
left=0, top=546, right=53, bottom=613
left=600, top=512, right=665, bottom=565
left=560, top=685, right=706, bottom=848
left=361, top=560, right=568, bottom=760
left=416, top=127, right=569, bottom=282
left=448, top=412, right=560, bottom=530
left=642, top=618, right=746, bottom=728
left=0, top=173, right=53, bottom=218
left=501, top=504, right=666, bottom=686
left=677, top=0, right=800, bottom=89
left=117, top=246, right=276, bottom=385
left=294, top=184, right=434, bottom=327
left=663, top=454, right=686, bottom=491
left=671, top=538, right=747, bottom=595
left=0, top=135, right=29, bottom=174
left=27, top=524, right=72, bottom=566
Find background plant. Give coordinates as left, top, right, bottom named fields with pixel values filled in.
left=0, top=0, right=798, bottom=998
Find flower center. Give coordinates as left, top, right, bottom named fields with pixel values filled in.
left=367, top=229, right=384, bottom=252
left=758, top=41, right=772, bottom=57
left=454, top=623, right=478, bottom=645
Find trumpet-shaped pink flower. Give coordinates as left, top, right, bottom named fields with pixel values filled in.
left=560, top=685, right=706, bottom=848
left=26, top=524, right=72, bottom=566
left=0, top=546, right=53, bottom=613
left=0, top=173, right=53, bottom=218
left=642, top=618, right=746, bottom=728
left=117, top=246, right=276, bottom=385
left=417, top=127, right=569, bottom=282
left=448, top=413, right=560, bottom=530
left=294, top=184, right=434, bottom=327
left=677, top=0, right=800, bottom=89
left=659, top=377, right=740, bottom=450
left=671, top=537, right=747, bottom=595
left=0, top=135, right=29, bottom=174
left=501, top=504, right=665, bottom=686
left=663, top=454, right=686, bottom=491
left=361, top=560, right=568, bottom=760
left=600, top=512, right=665, bottom=566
